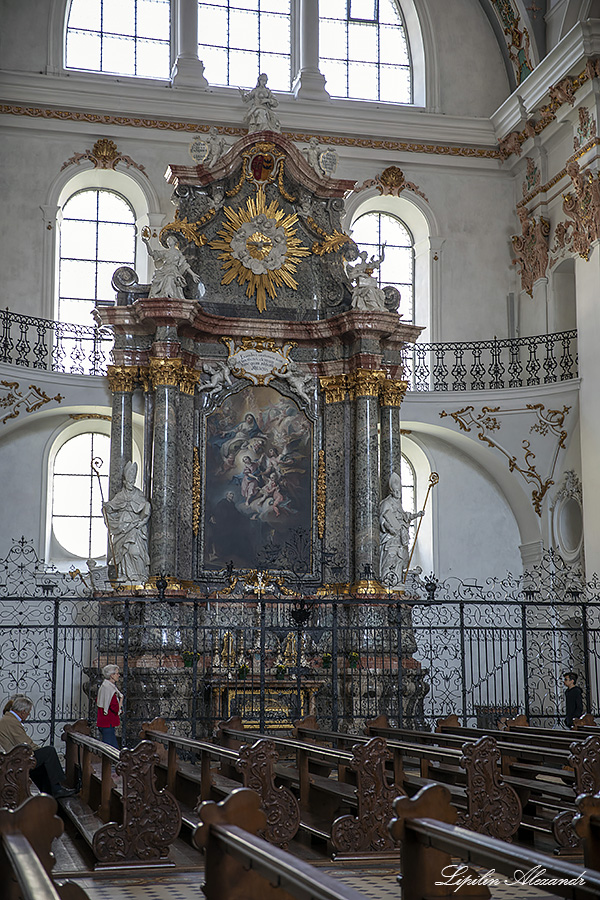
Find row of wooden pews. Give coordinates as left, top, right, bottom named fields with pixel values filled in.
left=0, top=734, right=374, bottom=900
left=32, top=713, right=600, bottom=900
left=363, top=713, right=600, bottom=853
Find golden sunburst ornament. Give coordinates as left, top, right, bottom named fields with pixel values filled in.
left=210, top=189, right=310, bottom=313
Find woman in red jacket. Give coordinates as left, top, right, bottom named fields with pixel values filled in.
left=96, top=664, right=123, bottom=747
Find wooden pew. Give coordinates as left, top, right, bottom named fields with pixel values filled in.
left=291, top=715, right=522, bottom=842
left=390, top=783, right=600, bottom=900
left=139, top=719, right=300, bottom=848
left=193, top=788, right=372, bottom=900
left=0, top=794, right=89, bottom=900
left=61, top=722, right=180, bottom=868
left=0, top=745, right=36, bottom=810
left=368, top=713, right=600, bottom=853
left=216, top=717, right=405, bottom=857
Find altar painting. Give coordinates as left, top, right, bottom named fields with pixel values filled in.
left=204, top=386, right=312, bottom=569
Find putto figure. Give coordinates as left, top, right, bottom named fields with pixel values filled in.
left=240, top=73, right=281, bottom=134
left=142, top=231, right=201, bottom=299
left=103, top=461, right=151, bottom=584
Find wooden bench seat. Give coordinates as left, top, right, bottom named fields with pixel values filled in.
left=61, top=722, right=180, bottom=868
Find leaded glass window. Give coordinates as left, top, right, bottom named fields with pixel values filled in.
left=320, top=0, right=411, bottom=102
left=198, top=0, right=292, bottom=90
left=58, top=189, right=136, bottom=325
left=350, top=211, right=414, bottom=320
left=66, top=0, right=171, bottom=78
left=51, top=432, right=110, bottom=560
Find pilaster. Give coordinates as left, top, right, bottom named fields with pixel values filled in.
left=106, top=365, right=138, bottom=501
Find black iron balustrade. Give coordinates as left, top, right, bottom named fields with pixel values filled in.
left=402, top=330, right=578, bottom=392
left=0, top=309, right=113, bottom=376
left=0, top=538, right=600, bottom=749
left=0, top=311, right=579, bottom=393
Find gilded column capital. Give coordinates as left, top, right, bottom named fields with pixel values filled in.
left=380, top=378, right=409, bottom=407
left=148, top=357, right=183, bottom=389
left=106, top=365, right=139, bottom=393
left=138, top=365, right=151, bottom=392
left=319, top=374, right=348, bottom=404
left=347, top=368, right=386, bottom=399
left=179, top=365, right=202, bottom=396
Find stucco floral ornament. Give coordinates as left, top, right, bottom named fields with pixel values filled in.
left=210, top=189, right=310, bottom=312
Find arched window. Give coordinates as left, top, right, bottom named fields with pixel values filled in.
left=65, top=0, right=171, bottom=78
left=58, top=189, right=136, bottom=325
left=400, top=452, right=416, bottom=516
left=51, top=431, right=110, bottom=561
left=319, top=0, right=411, bottom=102
left=350, top=211, right=414, bottom=320
left=198, top=0, right=292, bottom=89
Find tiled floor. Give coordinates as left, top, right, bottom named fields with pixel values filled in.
left=62, top=862, right=558, bottom=900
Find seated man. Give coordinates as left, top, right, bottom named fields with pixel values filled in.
left=0, top=694, right=76, bottom=798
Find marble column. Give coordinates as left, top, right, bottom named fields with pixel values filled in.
left=379, top=378, right=408, bottom=496
left=106, top=365, right=137, bottom=500
left=177, top=366, right=200, bottom=581
left=319, top=375, right=351, bottom=585
left=292, top=0, right=330, bottom=100
left=149, top=358, right=183, bottom=577
left=348, top=369, right=386, bottom=591
left=171, top=0, right=209, bottom=87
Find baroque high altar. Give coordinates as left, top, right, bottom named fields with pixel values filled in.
left=94, top=109, right=426, bottom=728
left=97, top=128, right=423, bottom=593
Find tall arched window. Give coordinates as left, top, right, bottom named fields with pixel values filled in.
left=350, top=211, right=414, bottom=320
left=65, top=0, right=171, bottom=78
left=51, top=431, right=111, bottom=561
left=58, top=189, right=136, bottom=325
left=320, top=0, right=411, bottom=102
left=197, top=0, right=292, bottom=89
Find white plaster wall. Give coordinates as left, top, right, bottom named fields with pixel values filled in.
left=421, top=0, right=510, bottom=117
left=413, top=432, right=523, bottom=583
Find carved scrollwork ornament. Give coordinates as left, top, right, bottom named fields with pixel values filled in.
left=235, top=739, right=300, bottom=848
left=317, top=450, right=326, bottom=539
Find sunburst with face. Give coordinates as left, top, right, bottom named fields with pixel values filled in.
left=210, top=189, right=310, bottom=313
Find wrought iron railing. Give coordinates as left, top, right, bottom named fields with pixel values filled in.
left=0, top=311, right=579, bottom=392
left=1, top=538, right=598, bottom=748
left=0, top=308, right=113, bottom=376
left=402, top=330, right=578, bottom=391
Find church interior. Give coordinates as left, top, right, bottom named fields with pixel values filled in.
left=3, top=1, right=600, bottom=898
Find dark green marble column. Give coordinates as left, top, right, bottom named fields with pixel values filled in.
left=349, top=369, right=386, bottom=592
left=149, top=357, right=182, bottom=578
left=380, top=378, right=408, bottom=497
left=106, top=365, right=137, bottom=500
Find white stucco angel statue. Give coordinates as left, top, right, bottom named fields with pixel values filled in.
left=142, top=231, right=201, bottom=300
left=346, top=245, right=388, bottom=312
left=278, top=362, right=314, bottom=406
left=197, top=360, right=233, bottom=397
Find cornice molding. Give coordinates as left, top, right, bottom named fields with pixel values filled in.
left=0, top=70, right=499, bottom=156
left=492, top=21, right=600, bottom=139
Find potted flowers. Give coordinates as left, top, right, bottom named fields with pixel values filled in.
left=322, top=652, right=332, bottom=669
left=237, top=662, right=250, bottom=680
left=347, top=651, right=359, bottom=670
left=275, top=664, right=286, bottom=680
left=182, top=651, right=196, bottom=668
